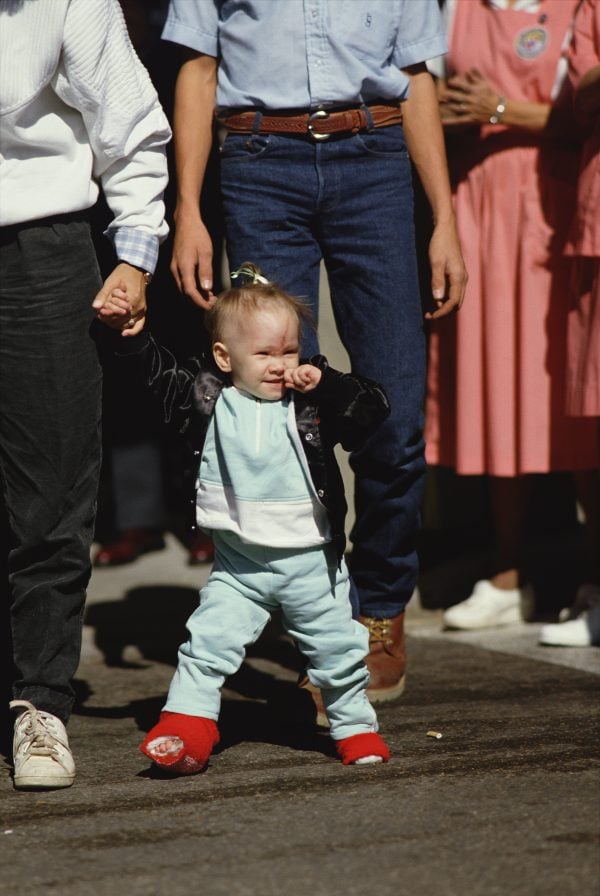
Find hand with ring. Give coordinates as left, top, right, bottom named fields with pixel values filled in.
left=440, top=67, right=501, bottom=127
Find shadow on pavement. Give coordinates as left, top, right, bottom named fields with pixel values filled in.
left=78, top=586, right=331, bottom=761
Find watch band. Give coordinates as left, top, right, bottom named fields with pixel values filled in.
left=489, top=96, right=506, bottom=125
left=129, top=265, right=152, bottom=285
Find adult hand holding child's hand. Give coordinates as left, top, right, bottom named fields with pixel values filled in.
left=93, top=263, right=148, bottom=335
left=94, top=281, right=133, bottom=331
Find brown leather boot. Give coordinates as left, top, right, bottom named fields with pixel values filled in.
left=359, top=612, right=406, bottom=702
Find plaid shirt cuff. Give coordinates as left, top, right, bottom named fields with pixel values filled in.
left=110, top=228, right=159, bottom=274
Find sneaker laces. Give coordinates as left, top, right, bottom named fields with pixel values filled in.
left=10, top=700, right=68, bottom=761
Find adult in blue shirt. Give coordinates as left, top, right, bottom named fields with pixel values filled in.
left=161, top=0, right=467, bottom=708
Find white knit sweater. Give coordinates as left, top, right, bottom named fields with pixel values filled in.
left=0, top=0, right=171, bottom=265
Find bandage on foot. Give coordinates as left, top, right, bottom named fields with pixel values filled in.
left=140, top=712, right=220, bottom=775
left=335, top=732, right=390, bottom=766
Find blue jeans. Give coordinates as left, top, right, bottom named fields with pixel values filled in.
left=0, top=217, right=102, bottom=723
left=220, top=125, right=426, bottom=617
left=166, top=531, right=378, bottom=740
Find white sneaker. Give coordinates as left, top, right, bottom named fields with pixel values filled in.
left=539, top=616, right=592, bottom=647
left=443, top=580, right=534, bottom=631
left=10, top=700, right=75, bottom=790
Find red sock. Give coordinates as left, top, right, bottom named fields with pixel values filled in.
left=335, top=732, right=390, bottom=765
left=140, top=712, right=220, bottom=775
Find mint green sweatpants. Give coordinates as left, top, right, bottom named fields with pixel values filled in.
left=164, top=530, right=378, bottom=740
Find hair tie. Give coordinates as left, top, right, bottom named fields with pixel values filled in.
left=229, top=264, right=270, bottom=287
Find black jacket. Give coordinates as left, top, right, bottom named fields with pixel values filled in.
left=112, top=331, right=390, bottom=563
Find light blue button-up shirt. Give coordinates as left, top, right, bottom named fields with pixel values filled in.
left=162, top=0, right=447, bottom=111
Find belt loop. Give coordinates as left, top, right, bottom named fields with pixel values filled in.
left=361, top=103, right=376, bottom=133
left=252, top=111, right=262, bottom=135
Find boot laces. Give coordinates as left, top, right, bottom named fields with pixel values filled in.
left=364, top=617, right=393, bottom=644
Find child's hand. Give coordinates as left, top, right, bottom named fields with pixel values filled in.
left=95, top=281, right=137, bottom=332
left=283, top=364, right=322, bottom=392
left=92, top=262, right=149, bottom=335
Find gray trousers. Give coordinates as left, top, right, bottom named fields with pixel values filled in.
left=0, top=215, right=102, bottom=723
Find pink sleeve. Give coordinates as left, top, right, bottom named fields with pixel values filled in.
left=568, top=0, right=600, bottom=88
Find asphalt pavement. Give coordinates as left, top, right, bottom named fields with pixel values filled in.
left=0, top=534, right=598, bottom=896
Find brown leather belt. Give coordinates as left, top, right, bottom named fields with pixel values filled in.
left=218, top=103, right=403, bottom=141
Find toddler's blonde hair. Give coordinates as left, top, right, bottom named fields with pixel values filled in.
left=205, top=263, right=314, bottom=343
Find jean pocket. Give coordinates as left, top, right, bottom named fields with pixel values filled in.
left=354, top=126, right=409, bottom=159
left=220, top=133, right=273, bottom=161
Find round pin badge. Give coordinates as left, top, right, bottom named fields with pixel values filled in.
left=515, top=26, right=548, bottom=60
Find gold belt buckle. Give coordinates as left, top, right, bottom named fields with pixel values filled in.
left=307, top=109, right=331, bottom=141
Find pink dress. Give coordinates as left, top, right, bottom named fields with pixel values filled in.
left=565, top=0, right=600, bottom=417
left=426, top=0, right=599, bottom=475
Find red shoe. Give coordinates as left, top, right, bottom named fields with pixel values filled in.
left=335, top=732, right=390, bottom=766
left=93, top=528, right=165, bottom=567
left=188, top=532, right=214, bottom=565
left=140, top=712, right=220, bottom=775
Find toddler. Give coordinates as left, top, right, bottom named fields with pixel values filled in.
left=105, top=264, right=391, bottom=773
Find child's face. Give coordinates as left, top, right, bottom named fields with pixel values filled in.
left=213, top=307, right=300, bottom=401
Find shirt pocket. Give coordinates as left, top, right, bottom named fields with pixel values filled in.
left=333, top=2, right=396, bottom=61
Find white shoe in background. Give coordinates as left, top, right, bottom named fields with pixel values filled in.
left=539, top=616, right=592, bottom=647
left=443, top=580, right=534, bottom=631
left=10, top=700, right=75, bottom=790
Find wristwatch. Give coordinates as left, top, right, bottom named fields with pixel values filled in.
left=129, top=264, right=152, bottom=286
left=489, top=96, right=506, bottom=125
